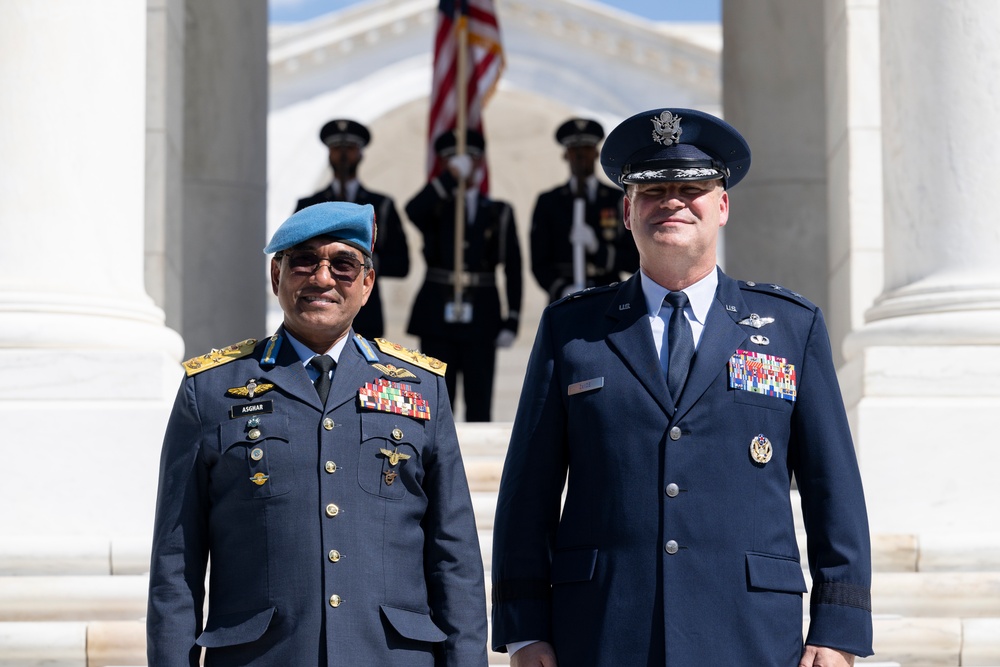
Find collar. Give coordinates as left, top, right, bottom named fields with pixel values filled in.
left=640, top=267, right=718, bottom=325
left=284, top=330, right=350, bottom=368
left=331, top=179, right=360, bottom=203
left=569, top=175, right=598, bottom=201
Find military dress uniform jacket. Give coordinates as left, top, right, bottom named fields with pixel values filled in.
left=405, top=174, right=522, bottom=341
left=296, top=185, right=409, bottom=338
left=529, top=180, right=639, bottom=302
left=491, top=270, right=873, bottom=666
left=147, top=330, right=488, bottom=667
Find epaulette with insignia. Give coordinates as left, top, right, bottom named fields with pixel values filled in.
left=739, top=281, right=816, bottom=310
left=552, top=282, right=620, bottom=307
left=182, top=339, right=257, bottom=377
left=374, top=338, right=446, bottom=376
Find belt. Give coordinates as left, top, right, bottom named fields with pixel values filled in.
left=426, top=268, right=496, bottom=287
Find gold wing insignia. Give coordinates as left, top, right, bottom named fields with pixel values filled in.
left=373, top=338, right=446, bottom=377
left=183, top=338, right=257, bottom=377
left=225, top=378, right=276, bottom=399
left=373, top=363, right=419, bottom=381
left=380, top=447, right=412, bottom=466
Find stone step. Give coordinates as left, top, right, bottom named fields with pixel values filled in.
left=1, top=617, right=995, bottom=667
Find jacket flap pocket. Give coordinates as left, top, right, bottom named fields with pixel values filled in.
left=380, top=605, right=447, bottom=643
left=746, top=552, right=807, bottom=593
left=550, top=547, right=598, bottom=585
left=196, top=607, right=275, bottom=647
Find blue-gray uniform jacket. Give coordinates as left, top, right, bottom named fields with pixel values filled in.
left=147, top=330, right=488, bottom=666
left=491, top=269, right=873, bottom=666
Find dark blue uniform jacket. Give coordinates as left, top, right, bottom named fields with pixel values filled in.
left=491, top=269, right=873, bottom=666
left=147, top=331, right=488, bottom=666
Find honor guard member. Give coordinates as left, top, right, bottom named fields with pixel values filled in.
left=491, top=109, right=873, bottom=666
left=530, top=118, right=639, bottom=303
left=404, top=129, right=522, bottom=422
left=295, top=118, right=410, bottom=339
left=147, top=202, right=488, bottom=666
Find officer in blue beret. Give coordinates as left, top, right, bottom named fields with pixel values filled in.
left=148, top=201, right=488, bottom=666
left=493, top=109, right=872, bottom=666
left=295, top=118, right=410, bottom=340
left=404, top=129, right=522, bottom=422
left=529, top=118, right=639, bottom=303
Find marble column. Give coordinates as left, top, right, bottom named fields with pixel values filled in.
left=0, top=1, right=183, bottom=537
left=842, top=0, right=1000, bottom=534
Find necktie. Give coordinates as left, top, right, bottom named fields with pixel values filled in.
left=310, top=355, right=335, bottom=404
left=664, top=291, right=694, bottom=403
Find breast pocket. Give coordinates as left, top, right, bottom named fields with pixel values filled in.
left=358, top=413, right=425, bottom=499
left=218, top=415, right=291, bottom=498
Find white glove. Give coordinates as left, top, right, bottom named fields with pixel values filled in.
left=570, top=222, right=599, bottom=253
left=495, top=328, right=516, bottom=348
left=448, top=154, right=473, bottom=181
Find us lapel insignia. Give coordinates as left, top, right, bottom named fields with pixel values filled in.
left=226, top=378, right=276, bottom=400
left=380, top=447, right=412, bottom=466
left=619, top=303, right=631, bottom=311
left=359, top=378, right=431, bottom=420
left=737, top=313, right=775, bottom=329
left=749, top=434, right=773, bottom=465
left=373, top=363, right=420, bottom=382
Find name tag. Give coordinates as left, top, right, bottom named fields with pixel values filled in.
left=567, top=377, right=604, bottom=396
left=230, top=400, right=274, bottom=419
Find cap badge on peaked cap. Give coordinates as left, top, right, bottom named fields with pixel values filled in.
left=651, top=110, right=683, bottom=146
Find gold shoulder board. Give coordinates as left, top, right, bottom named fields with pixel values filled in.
left=374, top=338, right=447, bottom=376
left=182, top=338, right=257, bottom=377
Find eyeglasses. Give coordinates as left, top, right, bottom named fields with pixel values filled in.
left=279, top=251, right=367, bottom=282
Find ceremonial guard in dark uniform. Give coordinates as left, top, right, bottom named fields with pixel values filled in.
left=405, top=129, right=522, bottom=422
left=492, top=109, right=872, bottom=666
left=295, top=118, right=409, bottom=339
left=530, top=118, right=638, bottom=303
left=148, top=202, right=487, bottom=666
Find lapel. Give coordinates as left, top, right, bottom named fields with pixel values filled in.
left=673, top=269, right=750, bottom=421
left=326, top=333, right=379, bottom=413
left=256, top=328, right=324, bottom=411
left=604, top=273, right=674, bottom=417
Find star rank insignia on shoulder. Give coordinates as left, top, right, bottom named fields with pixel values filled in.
left=739, top=280, right=815, bottom=310
left=183, top=339, right=257, bottom=376
left=373, top=338, right=446, bottom=376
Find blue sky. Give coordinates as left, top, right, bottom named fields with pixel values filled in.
left=269, top=0, right=721, bottom=23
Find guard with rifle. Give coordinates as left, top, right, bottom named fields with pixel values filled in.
left=529, top=118, right=638, bottom=303
left=404, top=129, right=522, bottom=422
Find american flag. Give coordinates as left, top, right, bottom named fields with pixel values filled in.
left=427, top=0, right=505, bottom=185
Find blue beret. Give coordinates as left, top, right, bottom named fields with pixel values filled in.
left=264, top=202, right=376, bottom=258
left=601, top=108, right=751, bottom=189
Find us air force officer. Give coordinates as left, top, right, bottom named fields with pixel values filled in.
left=491, top=109, right=873, bottom=666
left=147, top=202, right=488, bottom=666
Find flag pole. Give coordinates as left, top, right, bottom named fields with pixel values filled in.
left=451, top=11, right=469, bottom=320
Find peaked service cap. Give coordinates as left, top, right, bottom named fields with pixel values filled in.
left=600, top=108, right=751, bottom=189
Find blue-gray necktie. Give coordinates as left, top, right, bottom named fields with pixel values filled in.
left=664, top=291, right=693, bottom=403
